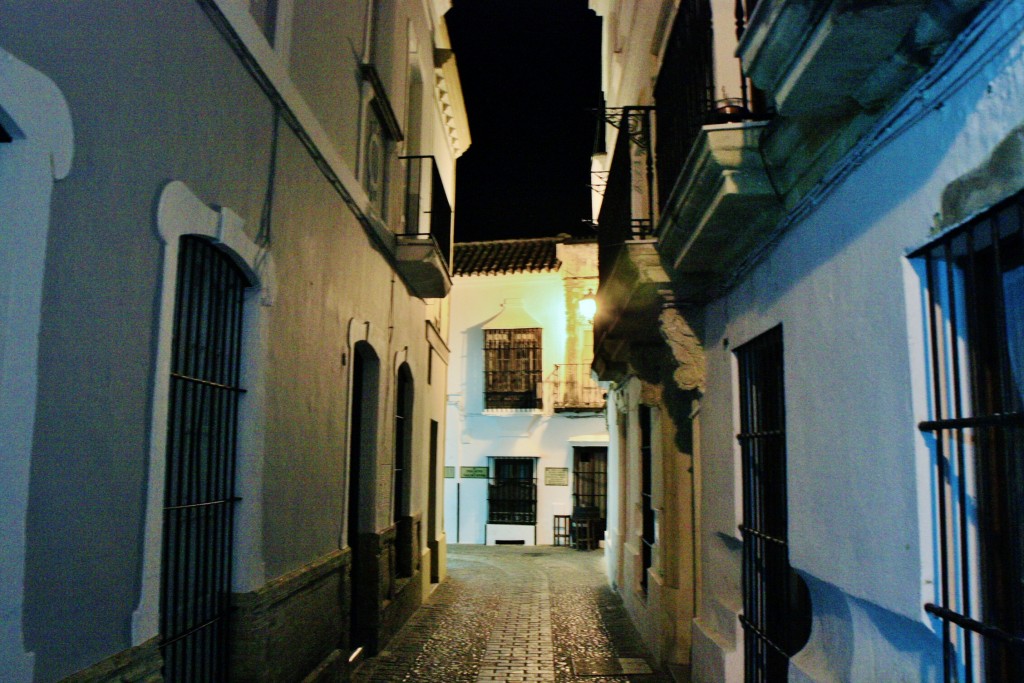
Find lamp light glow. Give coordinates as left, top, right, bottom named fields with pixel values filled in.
left=578, top=290, right=597, bottom=321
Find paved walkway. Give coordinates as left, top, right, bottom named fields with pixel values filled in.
left=353, top=545, right=676, bottom=683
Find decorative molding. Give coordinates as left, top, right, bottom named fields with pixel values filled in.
left=658, top=307, right=705, bottom=393
left=433, top=17, right=471, bottom=157
left=133, top=180, right=275, bottom=642
left=0, top=47, right=73, bottom=683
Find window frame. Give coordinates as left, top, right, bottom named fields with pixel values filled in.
left=911, top=193, right=1024, bottom=682
left=487, top=457, right=537, bottom=525
left=483, top=327, right=543, bottom=410
left=735, top=326, right=810, bottom=681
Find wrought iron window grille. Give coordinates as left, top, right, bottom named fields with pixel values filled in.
left=159, top=235, right=249, bottom=682
left=488, top=458, right=537, bottom=525
left=911, top=192, right=1024, bottom=682
left=735, top=326, right=810, bottom=681
left=639, top=405, right=655, bottom=596
left=484, top=328, right=543, bottom=410
left=393, top=367, right=413, bottom=525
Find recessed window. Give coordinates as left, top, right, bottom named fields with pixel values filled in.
left=160, top=236, right=250, bottom=682
left=393, top=365, right=413, bottom=525
left=360, top=64, right=403, bottom=224
left=364, top=107, right=389, bottom=216
left=484, top=328, right=542, bottom=410
left=913, top=194, right=1024, bottom=681
left=735, top=326, right=810, bottom=680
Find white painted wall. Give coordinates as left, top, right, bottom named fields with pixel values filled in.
left=697, top=4, right=1024, bottom=680
left=444, top=250, right=608, bottom=545
left=0, top=46, right=73, bottom=683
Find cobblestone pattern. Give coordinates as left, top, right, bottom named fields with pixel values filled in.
left=352, top=546, right=673, bottom=683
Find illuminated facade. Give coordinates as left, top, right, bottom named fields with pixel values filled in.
left=0, top=1, right=469, bottom=680
left=444, top=236, right=609, bottom=546
left=590, top=0, right=1020, bottom=681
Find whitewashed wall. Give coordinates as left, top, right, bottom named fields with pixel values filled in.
left=695, top=5, right=1024, bottom=681
left=444, top=265, right=607, bottom=545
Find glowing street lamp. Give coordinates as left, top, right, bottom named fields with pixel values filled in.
left=578, top=290, right=597, bottom=322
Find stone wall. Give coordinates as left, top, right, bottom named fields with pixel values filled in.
left=352, top=517, right=424, bottom=655
left=230, top=550, right=351, bottom=683
left=58, top=638, right=162, bottom=683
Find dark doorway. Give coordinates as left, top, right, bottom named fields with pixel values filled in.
left=572, top=447, right=607, bottom=541
left=348, top=342, right=379, bottom=656
left=428, top=419, right=440, bottom=583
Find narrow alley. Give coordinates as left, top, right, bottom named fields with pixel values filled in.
left=353, top=547, right=677, bottom=683
left=6, top=1, right=1024, bottom=681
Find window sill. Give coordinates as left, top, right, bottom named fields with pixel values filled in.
left=481, top=408, right=543, bottom=416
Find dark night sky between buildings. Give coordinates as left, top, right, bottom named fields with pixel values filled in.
left=445, top=0, right=602, bottom=242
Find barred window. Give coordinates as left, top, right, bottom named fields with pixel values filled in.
left=488, top=458, right=536, bottom=525
left=161, top=236, right=249, bottom=681
left=484, top=328, right=542, bottom=410
left=736, top=326, right=811, bottom=681
left=912, top=194, right=1024, bottom=682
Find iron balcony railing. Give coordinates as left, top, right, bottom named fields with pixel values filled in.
left=654, top=0, right=768, bottom=215
left=550, top=364, right=604, bottom=411
left=595, top=106, right=655, bottom=290
left=400, top=155, right=452, bottom=269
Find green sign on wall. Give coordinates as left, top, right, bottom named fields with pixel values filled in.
left=444, top=466, right=455, bottom=479
left=460, top=466, right=489, bottom=479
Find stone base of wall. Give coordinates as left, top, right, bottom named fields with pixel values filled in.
left=59, top=638, right=162, bottom=683
left=351, top=515, right=424, bottom=655
left=231, top=549, right=351, bottom=683
left=428, top=530, right=446, bottom=584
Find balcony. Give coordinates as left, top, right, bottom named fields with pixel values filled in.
left=649, top=0, right=780, bottom=303
left=549, top=364, right=605, bottom=412
left=738, top=0, right=985, bottom=119
left=736, top=0, right=986, bottom=201
left=656, top=120, right=782, bottom=302
left=593, top=108, right=672, bottom=382
left=395, top=156, right=453, bottom=299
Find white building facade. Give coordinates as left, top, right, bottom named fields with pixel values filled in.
left=0, top=1, right=469, bottom=681
left=591, top=0, right=1020, bottom=681
left=445, top=236, right=609, bottom=546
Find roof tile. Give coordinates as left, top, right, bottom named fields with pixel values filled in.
left=453, top=237, right=562, bottom=276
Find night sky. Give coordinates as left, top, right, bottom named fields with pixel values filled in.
left=445, top=0, right=602, bottom=242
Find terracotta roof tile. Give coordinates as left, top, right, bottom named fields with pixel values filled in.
left=453, top=236, right=563, bottom=276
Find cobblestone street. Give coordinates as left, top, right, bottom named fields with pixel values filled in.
left=353, top=546, right=678, bottom=683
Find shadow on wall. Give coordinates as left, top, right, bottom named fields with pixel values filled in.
left=790, top=571, right=943, bottom=682
left=725, top=69, right=995, bottom=322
